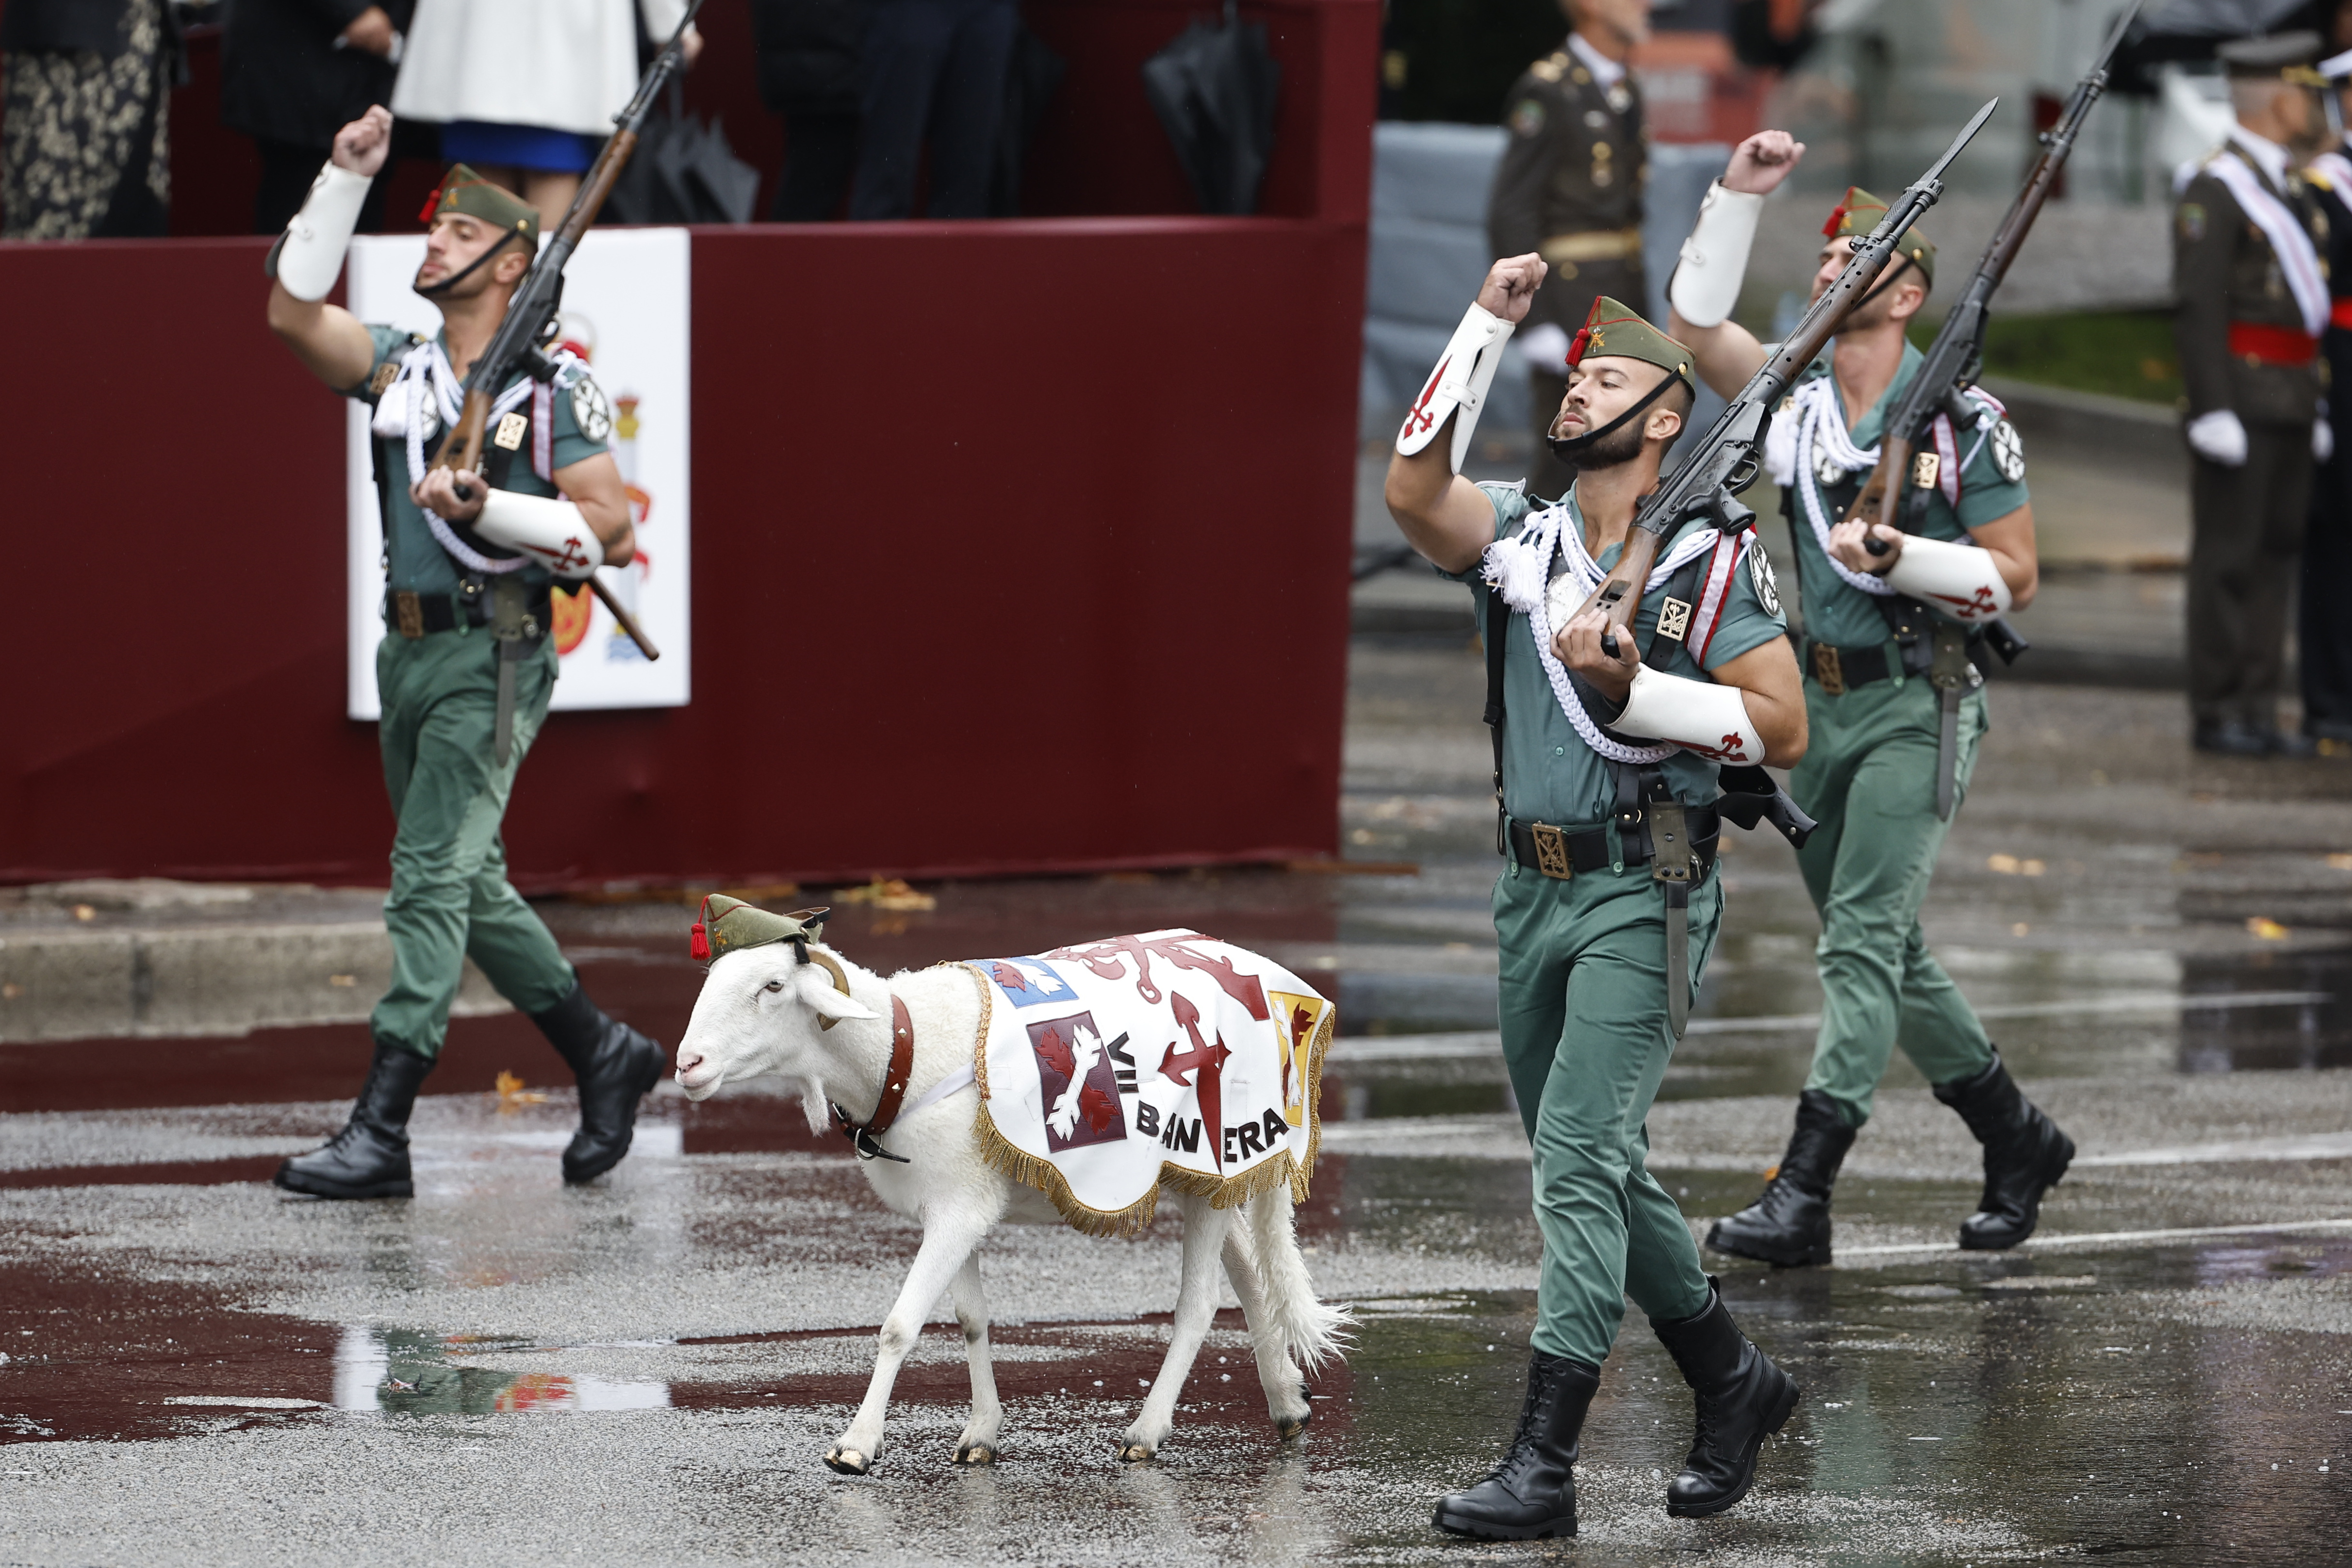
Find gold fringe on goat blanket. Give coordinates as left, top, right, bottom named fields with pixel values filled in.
left=957, top=935, right=1335, bottom=1239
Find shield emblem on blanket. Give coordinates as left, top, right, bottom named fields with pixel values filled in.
left=1027, top=1013, right=1128, bottom=1153
left=986, top=956, right=1080, bottom=1007
left=1267, top=991, right=1330, bottom=1127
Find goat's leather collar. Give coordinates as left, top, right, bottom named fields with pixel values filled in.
left=828, top=994, right=915, bottom=1162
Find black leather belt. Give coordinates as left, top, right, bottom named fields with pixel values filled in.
left=1505, top=807, right=1720, bottom=882
left=388, top=584, right=552, bottom=638
left=1804, top=638, right=1895, bottom=695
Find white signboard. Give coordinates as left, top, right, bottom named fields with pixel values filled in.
left=345, top=228, right=691, bottom=719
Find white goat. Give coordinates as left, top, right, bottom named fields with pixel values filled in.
left=673, top=936, right=1349, bottom=1473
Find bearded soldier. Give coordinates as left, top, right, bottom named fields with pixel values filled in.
left=2174, top=33, right=2331, bottom=756
left=1388, top=265, right=1808, bottom=1537
left=1664, top=134, right=2074, bottom=1266
left=1486, top=0, right=1651, bottom=501
left=265, top=106, right=667, bottom=1198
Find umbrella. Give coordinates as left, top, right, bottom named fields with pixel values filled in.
left=601, top=83, right=763, bottom=225
left=2111, top=0, right=2320, bottom=92
left=1142, top=0, right=1282, bottom=216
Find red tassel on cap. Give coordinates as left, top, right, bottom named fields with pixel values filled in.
left=418, top=188, right=443, bottom=224
left=689, top=922, right=709, bottom=961
left=1821, top=202, right=1851, bottom=239
left=1564, top=326, right=1591, bottom=367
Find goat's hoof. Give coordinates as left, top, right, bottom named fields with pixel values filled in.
left=954, top=1443, right=997, bottom=1466
left=1116, top=1441, right=1155, bottom=1463
left=824, top=1445, right=871, bottom=1476
left=1276, top=1413, right=1312, bottom=1439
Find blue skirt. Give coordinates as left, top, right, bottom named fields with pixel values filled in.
left=440, top=120, right=599, bottom=173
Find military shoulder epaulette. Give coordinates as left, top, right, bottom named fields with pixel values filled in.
left=1530, top=54, right=1565, bottom=82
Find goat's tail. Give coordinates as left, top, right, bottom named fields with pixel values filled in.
left=1248, top=1179, right=1352, bottom=1372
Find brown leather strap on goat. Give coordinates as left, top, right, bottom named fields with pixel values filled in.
left=829, top=994, right=916, bottom=1162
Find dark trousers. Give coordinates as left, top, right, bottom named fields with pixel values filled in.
left=2303, top=446, right=2352, bottom=736
left=772, top=112, right=858, bottom=222
left=251, top=138, right=393, bottom=235
left=2188, top=421, right=2311, bottom=728
left=848, top=0, right=1017, bottom=220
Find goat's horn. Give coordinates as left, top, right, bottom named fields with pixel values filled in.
left=805, top=948, right=853, bottom=1032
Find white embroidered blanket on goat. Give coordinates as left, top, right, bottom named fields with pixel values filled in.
left=967, top=929, right=1333, bottom=1236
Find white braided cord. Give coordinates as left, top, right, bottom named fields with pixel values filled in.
left=371, top=340, right=584, bottom=574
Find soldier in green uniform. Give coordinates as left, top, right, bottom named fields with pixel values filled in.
left=1389, top=266, right=1809, bottom=1537
left=2173, top=33, right=2331, bottom=756
left=1666, top=136, right=2075, bottom=1265
left=1486, top=0, right=1651, bottom=501
left=263, top=105, right=668, bottom=1199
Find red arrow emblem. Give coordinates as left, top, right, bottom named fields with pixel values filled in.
left=1161, top=993, right=1231, bottom=1170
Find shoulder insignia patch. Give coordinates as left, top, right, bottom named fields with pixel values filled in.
left=2178, top=201, right=2206, bottom=243
left=571, top=377, right=613, bottom=444
left=1510, top=98, right=1546, bottom=137
left=1989, top=418, right=2025, bottom=484
left=1747, top=539, right=1781, bottom=618
left=367, top=361, right=400, bottom=397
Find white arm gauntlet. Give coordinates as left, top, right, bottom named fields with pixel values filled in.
left=474, top=490, right=606, bottom=580
left=1398, top=302, right=1514, bottom=473
left=265, top=161, right=373, bottom=302
left=1667, top=182, right=1764, bottom=330
left=1883, top=534, right=2013, bottom=624
left=1612, top=664, right=1766, bottom=766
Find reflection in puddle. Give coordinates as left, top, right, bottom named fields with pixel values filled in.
left=2181, top=950, right=2352, bottom=1072
left=332, top=1327, right=669, bottom=1415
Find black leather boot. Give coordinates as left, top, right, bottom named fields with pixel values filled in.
left=1431, top=1351, right=1598, bottom=1540
left=275, top=1040, right=435, bottom=1199
left=1652, top=1275, right=1800, bottom=1516
left=1705, top=1090, right=1856, bottom=1267
left=532, top=981, right=668, bottom=1185
left=1934, top=1052, right=2073, bottom=1250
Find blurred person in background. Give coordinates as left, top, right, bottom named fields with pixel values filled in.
left=751, top=0, right=865, bottom=221
left=0, top=0, right=174, bottom=238
left=223, top=0, right=412, bottom=234
left=848, top=0, right=1015, bottom=219
left=1485, top=0, right=1650, bottom=502
left=2172, top=33, right=2331, bottom=757
left=391, top=0, right=703, bottom=225
left=2302, top=45, right=2352, bottom=753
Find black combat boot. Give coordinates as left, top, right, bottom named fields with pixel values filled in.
left=1652, top=1275, right=1800, bottom=1516
left=1933, top=1052, right=2073, bottom=1250
left=1705, top=1090, right=1857, bottom=1267
left=275, top=1040, right=436, bottom=1199
left=1431, top=1351, right=1598, bottom=1540
left=532, top=981, right=668, bottom=1185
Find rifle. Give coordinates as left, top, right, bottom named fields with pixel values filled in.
left=1588, top=98, right=1997, bottom=659
left=430, top=0, right=706, bottom=661
left=1849, top=0, right=2141, bottom=666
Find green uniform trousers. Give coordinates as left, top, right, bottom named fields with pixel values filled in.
left=370, top=627, right=576, bottom=1059
left=1790, top=671, right=1995, bottom=1127
left=1495, top=854, right=1716, bottom=1368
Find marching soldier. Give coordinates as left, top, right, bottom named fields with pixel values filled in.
left=264, top=106, right=668, bottom=1199
left=1389, top=263, right=1807, bottom=1536
left=2303, top=46, right=2352, bottom=751
left=1487, top=0, right=1651, bottom=501
left=2173, top=32, right=2331, bottom=756
left=1665, top=134, right=2075, bottom=1266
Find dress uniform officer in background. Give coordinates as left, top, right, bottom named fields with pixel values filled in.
left=2173, top=32, right=2332, bottom=757
left=262, top=106, right=669, bottom=1199
left=1666, top=133, right=2076, bottom=1267
left=1487, top=0, right=1651, bottom=502
left=1389, top=259, right=1808, bottom=1538
left=2300, top=47, right=2352, bottom=751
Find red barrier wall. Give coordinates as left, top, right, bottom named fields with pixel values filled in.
left=0, top=0, right=1379, bottom=890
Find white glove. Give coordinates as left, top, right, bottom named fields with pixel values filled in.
left=473, top=490, right=606, bottom=580
left=1668, top=181, right=1765, bottom=329
left=1517, top=321, right=1571, bottom=373
left=2186, top=408, right=2249, bottom=467
left=2318, top=417, right=2336, bottom=464
left=266, top=160, right=373, bottom=302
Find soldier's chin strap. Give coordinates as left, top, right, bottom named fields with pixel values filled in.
left=415, top=230, right=527, bottom=299
left=1545, top=367, right=1684, bottom=466
left=1851, top=255, right=1918, bottom=316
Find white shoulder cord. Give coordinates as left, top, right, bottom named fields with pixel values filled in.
left=369, top=342, right=585, bottom=574
left=1481, top=500, right=1722, bottom=765
left=1776, top=376, right=2004, bottom=598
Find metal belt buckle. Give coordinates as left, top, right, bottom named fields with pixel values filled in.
left=1811, top=642, right=1846, bottom=696
left=1530, top=823, right=1573, bottom=880
left=1649, top=801, right=1694, bottom=885
left=394, top=590, right=424, bottom=640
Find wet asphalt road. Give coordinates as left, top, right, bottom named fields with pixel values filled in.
left=4, top=638, right=2352, bottom=1567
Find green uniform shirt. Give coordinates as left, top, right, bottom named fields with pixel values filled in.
left=346, top=326, right=606, bottom=599
left=1446, top=483, right=1787, bottom=823
left=1782, top=343, right=2029, bottom=649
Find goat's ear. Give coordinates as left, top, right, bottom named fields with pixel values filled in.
left=797, top=965, right=881, bottom=1021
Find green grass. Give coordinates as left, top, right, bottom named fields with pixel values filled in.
left=1910, top=309, right=2182, bottom=406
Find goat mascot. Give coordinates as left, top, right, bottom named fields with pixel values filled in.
left=673, top=896, right=1351, bottom=1473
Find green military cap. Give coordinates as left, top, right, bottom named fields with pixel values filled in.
left=2220, top=31, right=2327, bottom=85
left=1566, top=295, right=1695, bottom=388
left=419, top=163, right=540, bottom=245
left=690, top=894, right=832, bottom=963
left=1824, top=185, right=1935, bottom=284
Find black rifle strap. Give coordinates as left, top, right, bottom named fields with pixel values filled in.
left=1482, top=577, right=1509, bottom=853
